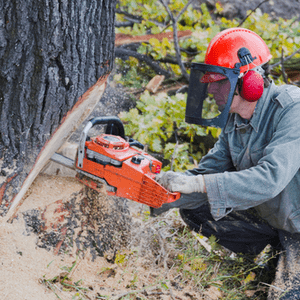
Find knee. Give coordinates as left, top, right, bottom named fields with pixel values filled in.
left=180, top=204, right=213, bottom=232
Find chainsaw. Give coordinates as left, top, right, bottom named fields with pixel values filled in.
left=50, top=116, right=181, bottom=208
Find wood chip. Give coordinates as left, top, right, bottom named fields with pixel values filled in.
left=146, top=75, right=165, bottom=93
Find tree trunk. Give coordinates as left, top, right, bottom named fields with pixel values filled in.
left=0, top=0, right=116, bottom=218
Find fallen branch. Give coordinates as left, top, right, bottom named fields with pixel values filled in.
left=115, top=9, right=142, bottom=22
left=115, top=48, right=171, bottom=78
left=115, top=21, right=135, bottom=28
left=238, top=0, right=270, bottom=27
left=116, top=8, right=166, bottom=27
left=281, top=49, right=289, bottom=83
left=115, top=29, right=193, bottom=79
left=270, top=48, right=300, bottom=69
left=156, top=56, right=192, bottom=67
left=159, top=0, right=195, bottom=81
left=115, top=30, right=192, bottom=46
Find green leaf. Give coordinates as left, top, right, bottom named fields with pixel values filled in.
left=151, top=137, right=163, bottom=152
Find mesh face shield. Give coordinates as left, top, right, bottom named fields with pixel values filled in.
left=186, top=63, right=240, bottom=128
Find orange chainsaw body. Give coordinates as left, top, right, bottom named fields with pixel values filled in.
left=75, top=134, right=180, bottom=208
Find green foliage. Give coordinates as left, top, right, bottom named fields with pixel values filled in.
left=116, top=1, right=300, bottom=170
left=116, top=0, right=300, bottom=84
left=115, top=251, right=128, bottom=265
left=119, top=91, right=218, bottom=171
left=114, top=57, right=157, bottom=89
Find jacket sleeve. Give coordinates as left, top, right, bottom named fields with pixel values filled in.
left=177, top=128, right=235, bottom=206
left=204, top=100, right=300, bottom=220
left=186, top=129, right=235, bottom=176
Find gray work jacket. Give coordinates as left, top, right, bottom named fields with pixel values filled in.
left=188, top=82, right=300, bottom=233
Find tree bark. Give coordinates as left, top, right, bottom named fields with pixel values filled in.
left=0, top=0, right=116, bottom=217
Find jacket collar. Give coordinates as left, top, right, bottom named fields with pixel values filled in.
left=224, top=82, right=279, bottom=134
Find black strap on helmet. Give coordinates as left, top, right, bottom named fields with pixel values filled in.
left=235, top=47, right=257, bottom=68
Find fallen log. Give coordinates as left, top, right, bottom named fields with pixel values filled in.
left=115, top=30, right=192, bottom=46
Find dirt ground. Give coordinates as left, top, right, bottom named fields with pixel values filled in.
left=206, top=0, right=300, bottom=20
left=1, top=173, right=224, bottom=300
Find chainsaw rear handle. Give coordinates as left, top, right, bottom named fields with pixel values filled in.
left=77, top=116, right=125, bottom=168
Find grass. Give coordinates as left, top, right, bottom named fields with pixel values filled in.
left=114, top=209, right=274, bottom=299
left=41, top=255, right=91, bottom=300
left=40, top=209, right=277, bottom=300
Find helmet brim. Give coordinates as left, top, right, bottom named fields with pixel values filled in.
left=200, top=72, right=227, bottom=83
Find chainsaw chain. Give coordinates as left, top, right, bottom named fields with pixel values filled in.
left=76, top=169, right=117, bottom=193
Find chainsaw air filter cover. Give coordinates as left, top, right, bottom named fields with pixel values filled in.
left=95, top=135, right=129, bottom=150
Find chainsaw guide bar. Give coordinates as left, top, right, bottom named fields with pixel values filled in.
left=50, top=116, right=181, bottom=208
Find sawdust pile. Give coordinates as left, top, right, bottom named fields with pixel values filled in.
left=0, top=216, right=57, bottom=300
left=0, top=175, right=133, bottom=300
left=19, top=175, right=131, bottom=258
left=0, top=174, right=221, bottom=300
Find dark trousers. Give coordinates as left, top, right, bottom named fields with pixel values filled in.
left=180, top=204, right=300, bottom=299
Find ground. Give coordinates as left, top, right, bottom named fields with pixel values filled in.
left=1, top=166, right=276, bottom=300
left=208, top=0, right=300, bottom=20
left=0, top=74, right=275, bottom=300
left=3, top=1, right=295, bottom=295
left=0, top=174, right=226, bottom=300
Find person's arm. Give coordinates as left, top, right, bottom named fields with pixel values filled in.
left=155, top=129, right=235, bottom=194
left=187, top=129, right=236, bottom=176
left=151, top=129, right=234, bottom=216
left=205, top=100, right=300, bottom=220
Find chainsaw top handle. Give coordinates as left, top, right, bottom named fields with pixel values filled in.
left=77, top=116, right=144, bottom=168
left=91, top=116, right=125, bottom=138
left=77, top=116, right=125, bottom=168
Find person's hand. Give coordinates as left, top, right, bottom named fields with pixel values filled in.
left=155, top=171, right=205, bottom=194
left=151, top=171, right=207, bottom=217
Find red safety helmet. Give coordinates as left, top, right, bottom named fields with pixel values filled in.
left=203, top=28, right=271, bottom=102
left=186, top=28, right=272, bottom=127
left=204, top=28, right=272, bottom=72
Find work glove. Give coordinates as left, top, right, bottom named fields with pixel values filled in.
left=155, top=171, right=205, bottom=194
left=151, top=171, right=207, bottom=217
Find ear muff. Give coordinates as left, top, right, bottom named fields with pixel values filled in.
left=239, top=70, right=264, bottom=102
